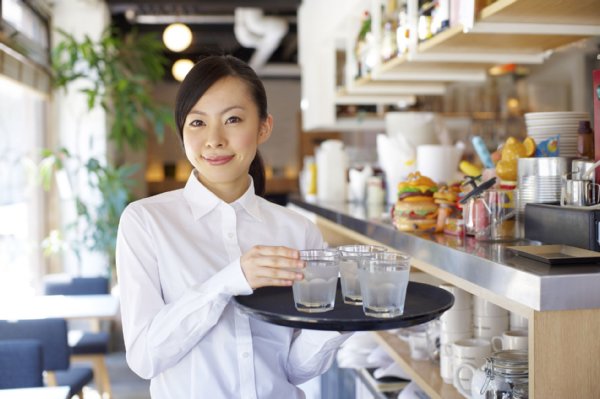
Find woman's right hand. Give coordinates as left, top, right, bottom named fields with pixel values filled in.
left=240, top=245, right=305, bottom=289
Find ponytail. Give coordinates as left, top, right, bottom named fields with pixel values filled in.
left=250, top=151, right=266, bottom=197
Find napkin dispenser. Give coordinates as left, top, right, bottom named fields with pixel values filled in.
left=524, top=203, right=600, bottom=252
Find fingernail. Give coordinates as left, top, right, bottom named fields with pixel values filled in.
left=297, top=261, right=305, bottom=268
left=296, top=273, right=303, bottom=280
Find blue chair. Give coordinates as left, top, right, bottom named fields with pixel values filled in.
left=43, top=275, right=112, bottom=397
left=0, top=318, right=94, bottom=397
left=0, top=339, right=44, bottom=389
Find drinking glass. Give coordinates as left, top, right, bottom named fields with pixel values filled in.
left=338, top=245, right=386, bottom=305
left=293, top=249, right=340, bottom=313
left=358, top=251, right=411, bottom=318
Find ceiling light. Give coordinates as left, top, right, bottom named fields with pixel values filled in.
left=162, top=23, right=192, bottom=52
left=172, top=59, right=194, bottom=82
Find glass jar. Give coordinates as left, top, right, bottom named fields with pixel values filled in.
left=480, top=350, right=528, bottom=399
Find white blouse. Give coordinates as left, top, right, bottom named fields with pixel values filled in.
left=116, top=172, right=348, bottom=399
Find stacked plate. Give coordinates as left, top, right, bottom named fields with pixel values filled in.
left=517, top=157, right=568, bottom=212
left=524, top=112, right=589, bottom=157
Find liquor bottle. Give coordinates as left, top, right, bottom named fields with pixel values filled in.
left=354, top=11, right=371, bottom=78
left=577, top=120, right=595, bottom=159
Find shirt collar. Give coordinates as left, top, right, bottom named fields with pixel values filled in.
left=183, top=171, right=263, bottom=222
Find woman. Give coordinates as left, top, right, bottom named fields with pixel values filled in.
left=116, top=55, right=349, bottom=398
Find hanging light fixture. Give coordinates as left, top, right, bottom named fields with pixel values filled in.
left=162, top=23, right=192, bottom=52
left=172, top=59, right=194, bottom=82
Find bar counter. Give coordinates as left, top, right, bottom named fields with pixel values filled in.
left=288, top=196, right=600, bottom=399
left=289, top=196, right=600, bottom=312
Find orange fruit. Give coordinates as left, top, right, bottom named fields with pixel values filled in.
left=523, top=137, right=536, bottom=157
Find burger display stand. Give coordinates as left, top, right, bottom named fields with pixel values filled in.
left=287, top=196, right=600, bottom=399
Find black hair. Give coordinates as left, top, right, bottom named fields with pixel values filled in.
left=174, top=55, right=267, bottom=196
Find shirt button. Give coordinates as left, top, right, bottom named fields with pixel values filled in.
left=242, top=352, right=249, bottom=358
left=227, top=232, right=234, bottom=239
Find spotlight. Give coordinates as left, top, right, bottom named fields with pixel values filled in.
left=172, top=59, right=194, bottom=82
left=162, top=23, right=192, bottom=52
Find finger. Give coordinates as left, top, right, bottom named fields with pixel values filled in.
left=256, top=255, right=305, bottom=270
left=254, top=245, right=300, bottom=259
left=254, top=277, right=295, bottom=288
left=256, top=267, right=304, bottom=281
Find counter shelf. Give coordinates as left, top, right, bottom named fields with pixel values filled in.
left=234, top=281, right=453, bottom=332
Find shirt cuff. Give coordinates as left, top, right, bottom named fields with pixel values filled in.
left=297, top=330, right=354, bottom=351
left=193, top=258, right=253, bottom=297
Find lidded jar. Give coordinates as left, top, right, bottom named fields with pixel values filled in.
left=480, top=350, right=529, bottom=399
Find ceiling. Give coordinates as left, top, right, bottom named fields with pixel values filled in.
left=106, top=0, right=301, bottom=79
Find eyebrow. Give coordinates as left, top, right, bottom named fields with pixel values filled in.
left=187, top=105, right=245, bottom=116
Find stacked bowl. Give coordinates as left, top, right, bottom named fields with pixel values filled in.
left=524, top=111, right=589, bottom=157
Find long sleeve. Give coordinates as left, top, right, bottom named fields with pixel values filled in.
left=116, top=204, right=252, bottom=379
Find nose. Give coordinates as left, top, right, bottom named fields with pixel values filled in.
left=205, top=125, right=226, bottom=148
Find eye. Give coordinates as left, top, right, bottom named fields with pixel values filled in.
left=189, top=119, right=205, bottom=127
left=225, top=116, right=241, bottom=124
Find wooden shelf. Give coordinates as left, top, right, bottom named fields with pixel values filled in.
left=481, top=0, right=600, bottom=25
left=372, top=331, right=463, bottom=399
left=417, top=0, right=599, bottom=55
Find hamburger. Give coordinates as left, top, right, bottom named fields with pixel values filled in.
left=392, top=172, right=439, bottom=232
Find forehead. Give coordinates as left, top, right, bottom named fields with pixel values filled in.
left=193, top=76, right=254, bottom=109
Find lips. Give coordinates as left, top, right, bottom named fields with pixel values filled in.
left=203, top=155, right=234, bottom=166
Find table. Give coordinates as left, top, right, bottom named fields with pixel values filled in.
left=0, top=294, right=119, bottom=322
left=0, top=386, right=70, bottom=399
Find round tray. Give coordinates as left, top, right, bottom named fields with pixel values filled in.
left=234, top=281, right=454, bottom=331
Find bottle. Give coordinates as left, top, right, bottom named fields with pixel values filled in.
left=354, top=11, right=372, bottom=78
left=577, top=120, right=595, bottom=159
left=316, top=140, right=348, bottom=202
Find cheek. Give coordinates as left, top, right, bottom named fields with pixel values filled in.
left=231, top=133, right=257, bottom=150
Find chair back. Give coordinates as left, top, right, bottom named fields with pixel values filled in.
left=44, top=276, right=109, bottom=296
left=0, top=318, right=70, bottom=371
left=0, top=339, right=44, bottom=388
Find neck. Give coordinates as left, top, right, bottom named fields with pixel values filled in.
left=195, top=171, right=250, bottom=203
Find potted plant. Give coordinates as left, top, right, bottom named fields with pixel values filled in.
left=41, top=27, right=175, bottom=276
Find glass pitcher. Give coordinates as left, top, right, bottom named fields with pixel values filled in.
left=480, top=350, right=529, bottom=399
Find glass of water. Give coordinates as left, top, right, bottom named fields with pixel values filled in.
left=338, top=245, right=386, bottom=305
left=293, top=249, right=340, bottom=313
left=358, top=251, right=411, bottom=318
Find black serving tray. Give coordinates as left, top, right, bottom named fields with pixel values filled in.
left=234, top=281, right=454, bottom=331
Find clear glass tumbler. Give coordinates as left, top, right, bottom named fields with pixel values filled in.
left=338, top=245, right=386, bottom=305
left=358, top=251, right=411, bottom=318
left=293, top=249, right=340, bottom=313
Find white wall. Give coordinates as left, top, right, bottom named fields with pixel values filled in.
left=51, top=0, right=110, bottom=276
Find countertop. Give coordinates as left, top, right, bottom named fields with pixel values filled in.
left=288, top=196, right=600, bottom=312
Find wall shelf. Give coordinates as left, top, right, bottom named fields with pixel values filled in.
left=373, top=332, right=463, bottom=399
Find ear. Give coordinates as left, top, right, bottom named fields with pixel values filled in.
left=258, top=114, right=273, bottom=144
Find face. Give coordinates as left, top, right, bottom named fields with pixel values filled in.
left=182, top=76, right=272, bottom=199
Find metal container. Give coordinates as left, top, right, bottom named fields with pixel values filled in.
left=517, top=157, right=568, bottom=212
left=572, top=160, right=596, bottom=181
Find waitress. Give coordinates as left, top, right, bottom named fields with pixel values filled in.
left=116, top=55, right=349, bottom=398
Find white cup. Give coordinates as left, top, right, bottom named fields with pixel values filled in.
left=473, top=297, right=508, bottom=317
left=440, top=330, right=472, bottom=345
left=510, top=312, right=529, bottom=331
left=408, top=331, right=429, bottom=360
left=451, top=338, right=491, bottom=390
left=491, top=330, right=529, bottom=352
left=440, top=308, right=473, bottom=333
left=473, top=315, right=509, bottom=339
left=454, top=363, right=486, bottom=399
left=440, top=284, right=472, bottom=311
left=440, top=345, right=454, bottom=384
